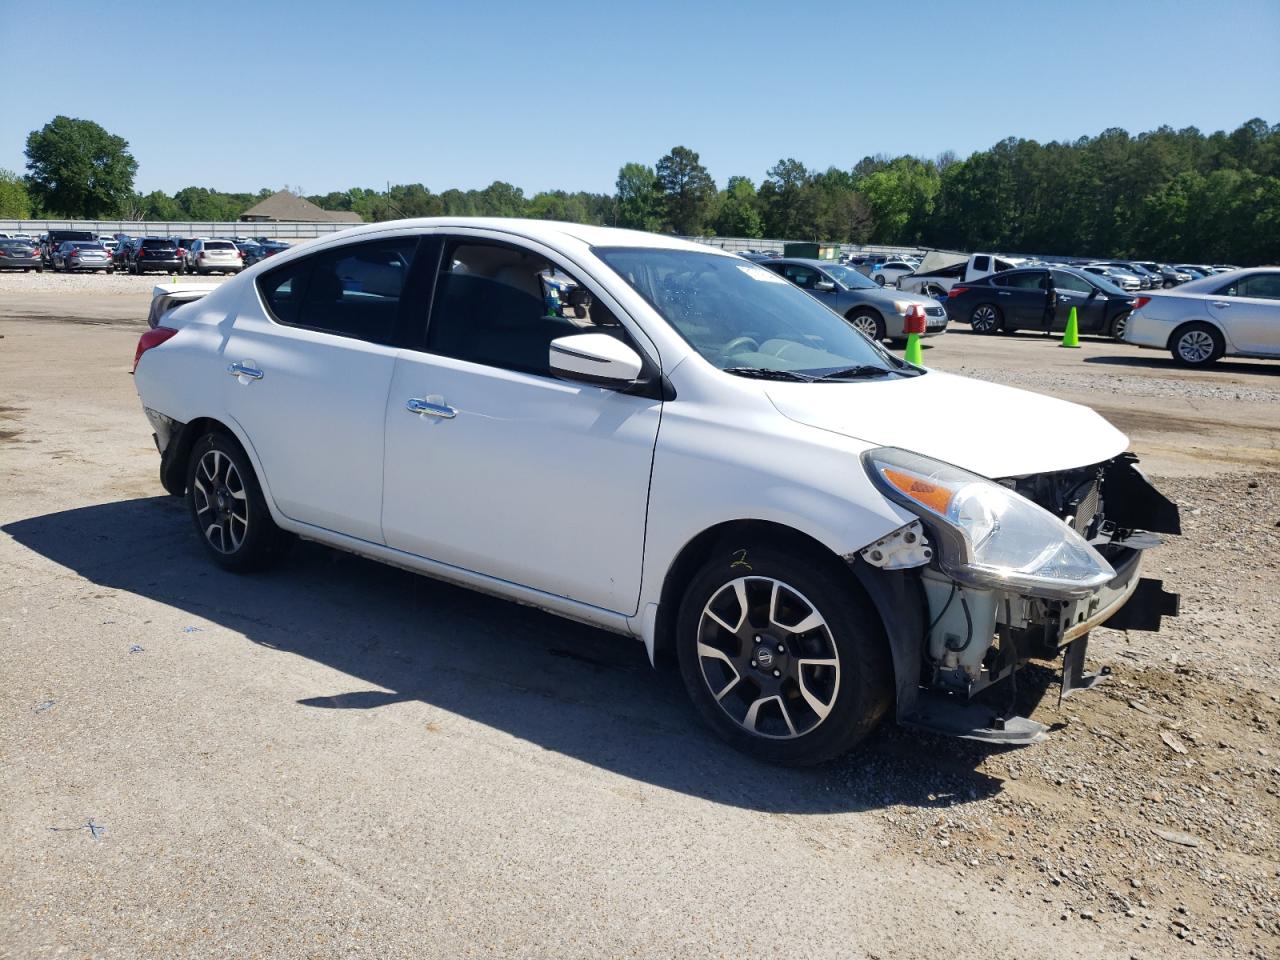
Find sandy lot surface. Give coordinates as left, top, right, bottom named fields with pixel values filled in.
left=1, top=282, right=1277, bottom=959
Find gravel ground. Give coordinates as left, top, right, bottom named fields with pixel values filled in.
left=959, top=365, right=1280, bottom=407
left=0, top=270, right=231, bottom=295
left=1, top=295, right=1278, bottom=959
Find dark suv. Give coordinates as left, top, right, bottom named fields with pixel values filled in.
left=122, top=237, right=184, bottom=275
left=41, top=229, right=96, bottom=266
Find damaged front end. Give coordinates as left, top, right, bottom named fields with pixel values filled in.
left=855, top=451, right=1181, bottom=746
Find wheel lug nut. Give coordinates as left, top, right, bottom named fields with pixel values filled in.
left=750, top=660, right=757, bottom=668
left=773, top=669, right=781, bottom=677
left=776, top=645, right=785, bottom=653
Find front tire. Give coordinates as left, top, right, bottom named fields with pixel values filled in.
left=676, top=544, right=892, bottom=765
left=970, top=303, right=1002, bottom=334
left=1170, top=322, right=1224, bottom=366
left=846, top=309, right=886, bottom=341
left=186, top=431, right=288, bottom=572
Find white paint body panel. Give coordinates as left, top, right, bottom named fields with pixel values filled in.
left=133, top=217, right=1137, bottom=649
left=765, top=370, right=1129, bottom=478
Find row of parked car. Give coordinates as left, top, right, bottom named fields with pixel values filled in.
left=841, top=249, right=1236, bottom=293
left=744, top=247, right=1279, bottom=367
left=0, top=230, right=292, bottom=275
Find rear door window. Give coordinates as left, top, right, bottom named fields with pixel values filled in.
left=972, top=256, right=990, bottom=272
left=1223, top=273, right=1280, bottom=301
left=257, top=237, right=418, bottom=341
left=999, top=271, right=1046, bottom=290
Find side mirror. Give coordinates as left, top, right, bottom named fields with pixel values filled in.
left=549, top=332, right=643, bottom=388
left=815, top=280, right=837, bottom=292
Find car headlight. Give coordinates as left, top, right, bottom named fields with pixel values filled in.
left=862, top=448, right=1115, bottom=599
left=892, top=300, right=914, bottom=315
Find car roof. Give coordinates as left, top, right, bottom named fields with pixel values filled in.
left=293, top=217, right=728, bottom=256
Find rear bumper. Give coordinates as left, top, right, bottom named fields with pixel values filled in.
left=1123, top=310, right=1172, bottom=348
left=0, top=259, right=42, bottom=269
left=134, top=259, right=183, bottom=272
left=194, top=261, right=241, bottom=272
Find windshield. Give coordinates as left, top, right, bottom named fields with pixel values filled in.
left=594, top=247, right=899, bottom=378
left=821, top=263, right=878, bottom=289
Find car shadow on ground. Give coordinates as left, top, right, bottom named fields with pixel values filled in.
left=4, top=496, right=1033, bottom=815
left=1084, top=354, right=1280, bottom=376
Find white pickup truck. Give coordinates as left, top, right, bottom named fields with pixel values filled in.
left=897, top=251, right=1025, bottom=295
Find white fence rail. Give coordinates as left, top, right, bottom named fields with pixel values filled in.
left=0, top=219, right=358, bottom=240
left=678, top=235, right=941, bottom=259
left=1, top=220, right=954, bottom=260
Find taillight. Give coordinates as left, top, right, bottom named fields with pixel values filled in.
left=133, top=327, right=179, bottom=372
left=137, top=248, right=146, bottom=258
left=1132, top=296, right=1151, bottom=310
left=950, top=286, right=969, bottom=297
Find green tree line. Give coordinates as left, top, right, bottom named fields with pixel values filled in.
left=10, top=115, right=1279, bottom=264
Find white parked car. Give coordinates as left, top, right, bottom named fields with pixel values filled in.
left=188, top=238, right=244, bottom=275
left=131, top=219, right=1181, bottom=764
left=1124, top=268, right=1280, bottom=365
left=869, top=258, right=917, bottom=287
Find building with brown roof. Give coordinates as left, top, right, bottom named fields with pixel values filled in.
left=240, top=190, right=363, bottom=224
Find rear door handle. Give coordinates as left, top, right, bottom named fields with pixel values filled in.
left=998, top=292, right=1011, bottom=296
left=227, top=361, right=264, bottom=380
left=406, top=397, right=457, bottom=419
left=1210, top=301, right=1230, bottom=308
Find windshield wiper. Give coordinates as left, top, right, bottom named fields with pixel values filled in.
left=811, top=365, right=898, bottom=382
left=722, top=366, right=816, bottom=381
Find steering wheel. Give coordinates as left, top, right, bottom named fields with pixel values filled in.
left=721, top=336, right=760, bottom=358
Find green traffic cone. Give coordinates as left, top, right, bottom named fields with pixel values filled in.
left=904, top=332, right=923, bottom=365
left=1060, top=306, right=1081, bottom=348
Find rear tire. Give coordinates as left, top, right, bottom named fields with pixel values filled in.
left=1109, top=310, right=1131, bottom=340
left=874, top=274, right=886, bottom=286
left=186, top=431, right=290, bottom=573
left=1170, top=322, right=1224, bottom=366
left=676, top=543, right=892, bottom=765
left=970, top=303, right=1002, bottom=334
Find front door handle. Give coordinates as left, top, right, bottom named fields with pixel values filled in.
left=406, top=397, right=457, bottom=419
left=227, top=361, right=264, bottom=380
left=1210, top=301, right=1230, bottom=308
left=998, top=292, right=1011, bottom=296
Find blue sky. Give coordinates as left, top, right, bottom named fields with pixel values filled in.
left=2, top=0, right=1277, bottom=196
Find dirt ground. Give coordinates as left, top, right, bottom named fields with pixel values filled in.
left=1, top=278, right=1277, bottom=959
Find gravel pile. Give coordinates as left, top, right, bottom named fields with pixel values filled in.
left=0, top=271, right=231, bottom=296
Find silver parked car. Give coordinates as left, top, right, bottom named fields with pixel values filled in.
left=760, top=258, right=947, bottom=342
left=1080, top=264, right=1141, bottom=292
left=1124, top=268, right=1280, bottom=365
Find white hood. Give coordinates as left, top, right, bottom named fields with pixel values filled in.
left=766, top=370, right=1128, bottom=478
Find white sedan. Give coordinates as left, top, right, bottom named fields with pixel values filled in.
left=1124, top=268, right=1280, bottom=365
left=132, top=218, right=1181, bottom=764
